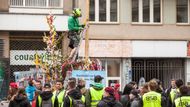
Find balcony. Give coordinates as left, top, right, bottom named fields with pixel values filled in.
left=0, top=13, right=68, bottom=31
left=9, top=0, right=64, bottom=14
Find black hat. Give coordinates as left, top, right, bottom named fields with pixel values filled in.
left=44, top=83, right=51, bottom=88
left=94, top=75, right=104, bottom=83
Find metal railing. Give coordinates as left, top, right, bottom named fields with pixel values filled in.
left=10, top=0, right=63, bottom=8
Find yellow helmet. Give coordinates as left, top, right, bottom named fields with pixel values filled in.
left=72, top=8, right=82, bottom=17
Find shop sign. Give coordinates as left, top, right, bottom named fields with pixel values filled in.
left=72, top=70, right=106, bottom=88
left=10, top=50, right=50, bottom=65
left=188, top=42, right=190, bottom=56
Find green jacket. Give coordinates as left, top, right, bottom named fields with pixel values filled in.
left=85, top=83, right=104, bottom=107
left=68, top=16, right=83, bottom=31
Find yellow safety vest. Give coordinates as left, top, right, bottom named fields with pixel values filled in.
left=170, top=88, right=179, bottom=103
left=174, top=96, right=190, bottom=107
left=37, top=95, right=54, bottom=107
left=68, top=95, right=86, bottom=107
left=90, top=87, right=104, bottom=107
left=81, top=95, right=85, bottom=103
left=142, top=91, right=161, bottom=107
left=53, top=90, right=66, bottom=107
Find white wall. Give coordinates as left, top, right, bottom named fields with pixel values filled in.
left=0, top=14, right=68, bottom=31
left=132, top=41, right=187, bottom=57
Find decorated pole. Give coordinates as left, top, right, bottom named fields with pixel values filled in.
left=40, top=14, right=64, bottom=82
left=85, top=0, right=89, bottom=66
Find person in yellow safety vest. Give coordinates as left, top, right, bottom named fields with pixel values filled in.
left=165, top=79, right=176, bottom=107
left=63, top=77, right=85, bottom=107
left=174, top=85, right=190, bottom=107
left=36, top=83, right=56, bottom=107
left=139, top=79, right=166, bottom=107
left=85, top=75, right=104, bottom=107
left=52, top=79, right=66, bottom=107
left=169, top=79, right=184, bottom=107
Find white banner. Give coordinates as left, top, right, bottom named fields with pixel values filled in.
left=10, top=50, right=49, bottom=65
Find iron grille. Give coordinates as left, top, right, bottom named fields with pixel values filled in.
left=132, top=58, right=185, bottom=88
left=10, top=38, right=46, bottom=81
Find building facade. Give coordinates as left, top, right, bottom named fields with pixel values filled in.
left=0, top=0, right=76, bottom=98
left=78, top=0, right=190, bottom=89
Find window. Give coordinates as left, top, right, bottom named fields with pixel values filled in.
left=99, top=0, right=107, bottom=21
left=90, top=0, right=95, bottom=21
left=132, top=0, right=139, bottom=22
left=89, top=0, right=119, bottom=23
left=107, top=60, right=120, bottom=77
left=10, top=0, right=62, bottom=7
left=132, top=0, right=162, bottom=23
left=0, top=39, right=4, bottom=58
left=9, top=0, right=63, bottom=14
left=177, top=0, right=189, bottom=23
left=100, top=59, right=121, bottom=87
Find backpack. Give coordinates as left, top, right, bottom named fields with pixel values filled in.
left=12, top=101, right=21, bottom=107
left=69, top=96, right=85, bottom=107
left=41, top=98, right=52, bottom=107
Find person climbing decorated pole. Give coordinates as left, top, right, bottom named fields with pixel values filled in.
left=67, top=8, right=85, bottom=60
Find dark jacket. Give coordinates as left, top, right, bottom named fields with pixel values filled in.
left=36, top=91, right=53, bottom=107
left=85, top=83, right=104, bottom=107
left=120, top=95, right=130, bottom=107
left=166, top=88, right=177, bottom=107
left=97, top=96, right=122, bottom=107
left=63, top=89, right=82, bottom=107
left=8, top=94, right=31, bottom=107
left=130, top=98, right=140, bottom=107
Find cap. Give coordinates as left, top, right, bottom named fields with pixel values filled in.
left=44, top=83, right=51, bottom=88
left=94, top=75, right=104, bottom=83
left=105, top=87, right=114, bottom=95
left=9, top=82, right=18, bottom=88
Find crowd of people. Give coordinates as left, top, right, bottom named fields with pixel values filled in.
left=6, top=76, right=190, bottom=107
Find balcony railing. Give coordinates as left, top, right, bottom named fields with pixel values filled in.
left=10, top=0, right=63, bottom=8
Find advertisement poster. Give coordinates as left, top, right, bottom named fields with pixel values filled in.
left=72, top=70, right=106, bottom=88
left=14, top=68, right=45, bottom=87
